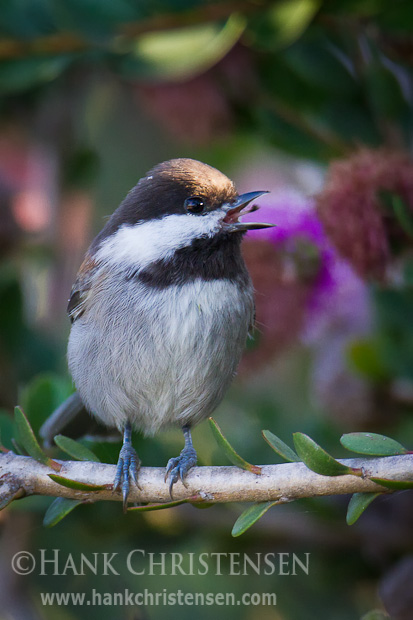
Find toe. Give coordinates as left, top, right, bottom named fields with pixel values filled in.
left=129, top=455, right=142, bottom=490
left=178, top=464, right=189, bottom=484
left=113, top=457, right=124, bottom=491
left=113, top=446, right=140, bottom=508
left=164, top=457, right=179, bottom=481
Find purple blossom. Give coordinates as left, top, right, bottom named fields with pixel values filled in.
left=242, top=191, right=371, bottom=342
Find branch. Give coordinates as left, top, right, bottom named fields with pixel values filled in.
left=1, top=452, right=412, bottom=506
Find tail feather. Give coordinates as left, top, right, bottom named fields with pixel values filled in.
left=40, top=391, right=123, bottom=447
left=40, top=392, right=88, bottom=447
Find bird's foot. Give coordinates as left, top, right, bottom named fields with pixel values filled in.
left=165, top=445, right=197, bottom=497
left=113, top=443, right=141, bottom=512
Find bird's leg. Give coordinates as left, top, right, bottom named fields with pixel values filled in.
left=165, top=425, right=197, bottom=497
left=113, top=421, right=140, bottom=512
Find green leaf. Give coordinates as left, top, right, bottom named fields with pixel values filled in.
left=232, top=501, right=279, bottom=537
left=48, top=474, right=109, bottom=492
left=370, top=477, right=413, bottom=490
left=14, top=406, right=45, bottom=462
left=128, top=499, right=188, bottom=512
left=120, top=14, right=246, bottom=81
left=252, top=0, right=321, bottom=50
left=340, top=432, right=407, bottom=456
left=347, top=492, right=381, bottom=525
left=14, top=407, right=60, bottom=471
left=293, top=433, right=359, bottom=476
left=269, top=0, right=321, bottom=48
left=262, top=430, right=299, bottom=462
left=54, top=435, right=100, bottom=462
left=43, top=497, right=82, bottom=527
left=209, top=418, right=261, bottom=474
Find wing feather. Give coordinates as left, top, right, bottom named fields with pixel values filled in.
left=67, top=254, right=98, bottom=323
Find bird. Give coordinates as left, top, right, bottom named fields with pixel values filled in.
left=40, top=158, right=272, bottom=510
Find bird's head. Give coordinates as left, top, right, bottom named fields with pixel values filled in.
left=93, top=158, right=272, bottom=275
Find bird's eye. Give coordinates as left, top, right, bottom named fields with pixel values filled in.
left=184, top=196, right=205, bottom=214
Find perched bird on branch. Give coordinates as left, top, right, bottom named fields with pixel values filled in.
left=41, top=158, right=271, bottom=509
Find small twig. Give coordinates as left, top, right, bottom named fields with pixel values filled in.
left=1, top=452, right=412, bottom=506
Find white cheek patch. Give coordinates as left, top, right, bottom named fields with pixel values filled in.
left=96, top=211, right=224, bottom=271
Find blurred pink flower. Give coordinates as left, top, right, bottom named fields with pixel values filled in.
left=317, top=148, right=413, bottom=281
left=240, top=192, right=371, bottom=371
left=246, top=195, right=370, bottom=326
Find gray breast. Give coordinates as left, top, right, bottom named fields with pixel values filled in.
left=67, top=277, right=254, bottom=435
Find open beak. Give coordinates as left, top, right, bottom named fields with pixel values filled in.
left=222, top=191, right=274, bottom=232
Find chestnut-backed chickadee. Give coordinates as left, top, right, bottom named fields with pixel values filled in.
left=41, top=158, right=272, bottom=509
